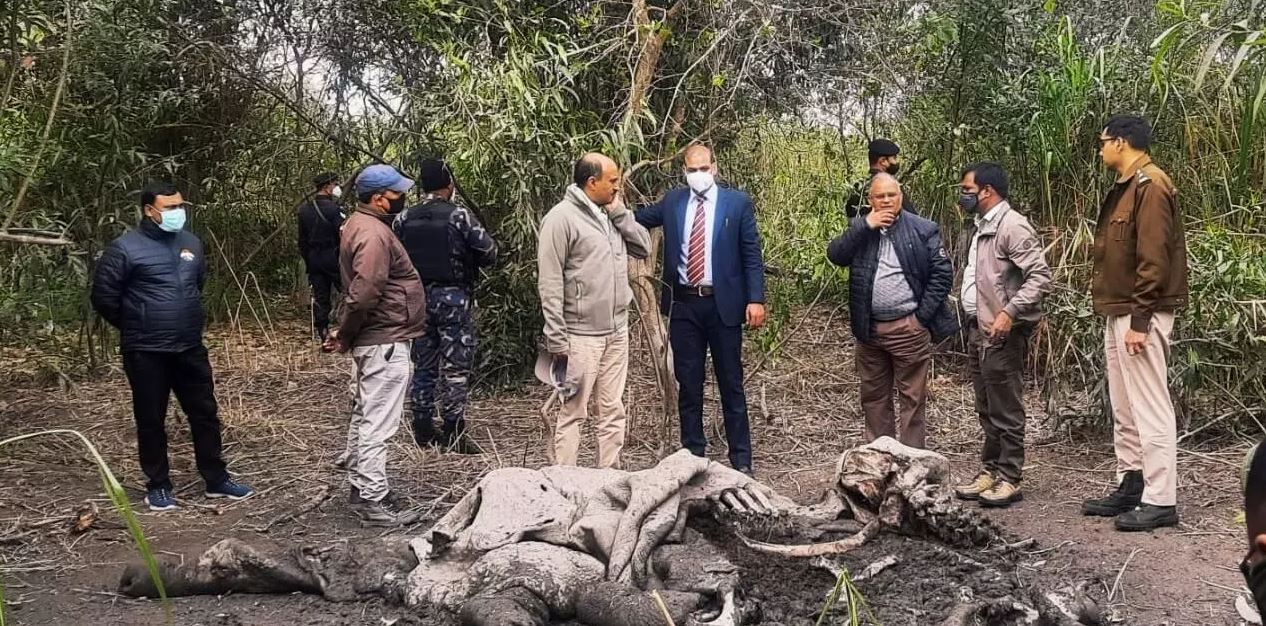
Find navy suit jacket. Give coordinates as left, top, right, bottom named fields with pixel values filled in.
left=635, top=186, right=766, bottom=327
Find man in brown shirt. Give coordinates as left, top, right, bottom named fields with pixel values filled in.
left=1081, top=115, right=1188, bottom=532
left=325, top=164, right=427, bottom=527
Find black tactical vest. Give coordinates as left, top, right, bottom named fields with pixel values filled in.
left=397, top=199, right=464, bottom=285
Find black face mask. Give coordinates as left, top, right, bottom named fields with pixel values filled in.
left=1242, top=554, right=1266, bottom=618
left=885, top=162, right=901, bottom=176
left=958, top=191, right=980, bottom=212
left=388, top=194, right=407, bottom=214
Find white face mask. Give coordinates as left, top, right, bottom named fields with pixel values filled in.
left=686, top=171, right=715, bottom=194
left=330, top=185, right=343, bottom=198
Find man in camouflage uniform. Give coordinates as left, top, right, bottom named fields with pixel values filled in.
left=844, top=138, right=918, bottom=218
left=394, top=158, right=496, bottom=454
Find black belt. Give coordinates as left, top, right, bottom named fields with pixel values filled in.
left=674, top=285, right=714, bottom=298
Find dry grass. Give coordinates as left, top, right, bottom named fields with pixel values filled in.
left=0, top=306, right=1252, bottom=620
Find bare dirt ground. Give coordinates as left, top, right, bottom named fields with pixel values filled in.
left=0, top=308, right=1252, bottom=625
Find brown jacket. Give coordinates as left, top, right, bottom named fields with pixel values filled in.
left=1092, top=156, right=1188, bottom=332
left=338, top=207, right=426, bottom=347
left=964, top=201, right=1052, bottom=335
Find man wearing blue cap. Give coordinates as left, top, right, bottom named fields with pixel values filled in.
left=325, top=163, right=426, bottom=527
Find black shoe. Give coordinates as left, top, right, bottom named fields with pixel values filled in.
left=315, top=327, right=328, bottom=343
left=1082, top=470, right=1143, bottom=517
left=349, top=485, right=402, bottom=506
left=411, top=416, right=438, bottom=448
left=736, top=466, right=754, bottom=477
left=1114, top=504, right=1179, bottom=531
left=441, top=423, right=483, bottom=455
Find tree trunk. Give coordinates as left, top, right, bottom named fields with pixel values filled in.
left=623, top=0, right=683, bottom=442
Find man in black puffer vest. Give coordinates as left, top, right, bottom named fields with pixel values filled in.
left=91, top=181, right=254, bottom=512
left=394, top=158, right=497, bottom=453
left=297, top=172, right=345, bottom=341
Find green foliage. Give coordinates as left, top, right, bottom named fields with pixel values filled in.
left=886, top=0, right=1266, bottom=428
left=816, top=567, right=878, bottom=626
left=1, top=0, right=1263, bottom=429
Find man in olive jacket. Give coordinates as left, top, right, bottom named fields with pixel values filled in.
left=537, top=152, right=650, bottom=469
left=1081, top=115, right=1188, bottom=532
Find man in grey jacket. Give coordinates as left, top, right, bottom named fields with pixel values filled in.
left=538, top=153, right=651, bottom=468
left=951, top=162, right=1052, bottom=508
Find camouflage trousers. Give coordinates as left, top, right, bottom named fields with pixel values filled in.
left=410, top=286, right=476, bottom=431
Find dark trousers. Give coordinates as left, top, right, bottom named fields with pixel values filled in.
left=670, top=292, right=752, bottom=469
left=856, top=314, right=931, bottom=448
left=967, top=321, right=1029, bottom=483
left=121, top=346, right=229, bottom=491
left=307, top=268, right=340, bottom=333
left=410, top=287, right=476, bottom=434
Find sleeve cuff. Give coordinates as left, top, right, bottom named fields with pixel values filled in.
left=1002, top=302, right=1021, bottom=320
left=1130, top=313, right=1152, bottom=334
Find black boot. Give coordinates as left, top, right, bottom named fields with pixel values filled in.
left=315, top=326, right=328, bottom=343
left=1082, top=470, right=1143, bottom=517
left=441, top=421, right=483, bottom=455
left=411, top=415, right=438, bottom=448
left=1115, top=503, right=1179, bottom=531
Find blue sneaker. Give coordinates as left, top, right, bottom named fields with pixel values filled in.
left=145, top=488, right=179, bottom=512
left=205, top=478, right=255, bottom=500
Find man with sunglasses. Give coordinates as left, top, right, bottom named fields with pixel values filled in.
left=91, top=181, right=254, bottom=512
left=1081, top=115, right=1188, bottom=531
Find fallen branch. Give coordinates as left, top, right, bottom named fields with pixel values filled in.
left=1108, top=548, right=1141, bottom=602
left=254, top=484, right=331, bottom=533
left=0, top=230, right=74, bottom=246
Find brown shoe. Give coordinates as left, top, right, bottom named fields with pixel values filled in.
left=979, top=480, right=1023, bottom=508
left=954, top=471, right=996, bottom=501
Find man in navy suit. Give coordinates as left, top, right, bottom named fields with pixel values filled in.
left=636, top=144, right=766, bottom=473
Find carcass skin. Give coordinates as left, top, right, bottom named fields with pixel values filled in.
left=117, top=440, right=1013, bottom=624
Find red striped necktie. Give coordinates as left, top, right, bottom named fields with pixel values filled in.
left=687, top=194, right=707, bottom=285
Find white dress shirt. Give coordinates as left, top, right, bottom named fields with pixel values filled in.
left=962, top=200, right=1009, bottom=317
left=678, top=185, right=718, bottom=286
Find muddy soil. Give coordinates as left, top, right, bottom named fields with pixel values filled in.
left=0, top=314, right=1250, bottom=625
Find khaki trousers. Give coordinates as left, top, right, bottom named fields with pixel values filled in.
left=344, top=341, right=411, bottom=502
left=1105, top=312, right=1177, bottom=506
left=856, top=314, right=931, bottom=448
left=553, top=329, right=629, bottom=469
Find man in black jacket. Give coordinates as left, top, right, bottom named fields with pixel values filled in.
left=827, top=173, right=956, bottom=448
left=297, top=172, right=344, bottom=341
left=394, top=158, right=496, bottom=453
left=91, top=181, right=254, bottom=512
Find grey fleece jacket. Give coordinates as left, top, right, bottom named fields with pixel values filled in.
left=537, top=185, right=651, bottom=353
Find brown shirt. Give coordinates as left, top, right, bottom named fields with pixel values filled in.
left=1091, top=156, right=1188, bottom=332
left=337, top=207, right=426, bottom=347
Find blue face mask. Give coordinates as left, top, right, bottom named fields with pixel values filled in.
left=156, top=207, right=187, bottom=232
